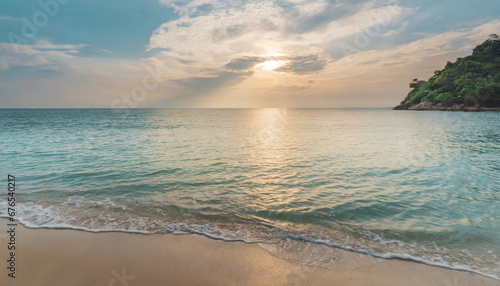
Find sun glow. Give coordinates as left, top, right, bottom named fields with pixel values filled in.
left=258, top=60, right=286, bottom=71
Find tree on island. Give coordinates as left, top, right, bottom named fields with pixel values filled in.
left=395, top=34, right=500, bottom=110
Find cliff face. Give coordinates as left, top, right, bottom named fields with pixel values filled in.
left=394, top=34, right=500, bottom=111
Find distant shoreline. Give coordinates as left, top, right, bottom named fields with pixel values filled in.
left=393, top=102, right=500, bottom=111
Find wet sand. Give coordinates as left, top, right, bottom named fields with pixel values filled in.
left=0, top=220, right=498, bottom=286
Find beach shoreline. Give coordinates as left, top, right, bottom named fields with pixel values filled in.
left=1, top=219, right=498, bottom=286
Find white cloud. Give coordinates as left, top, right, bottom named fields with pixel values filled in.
left=290, top=0, right=330, bottom=17
left=149, top=1, right=285, bottom=59
left=0, top=42, right=84, bottom=71
left=297, top=4, right=410, bottom=44
left=158, top=0, right=245, bottom=15
left=3, top=0, right=495, bottom=108
left=148, top=0, right=411, bottom=85
left=150, top=1, right=409, bottom=57
left=143, top=0, right=420, bottom=106
left=337, top=19, right=500, bottom=70
left=181, top=19, right=500, bottom=108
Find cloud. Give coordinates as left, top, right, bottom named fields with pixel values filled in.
left=0, top=41, right=86, bottom=71
left=275, top=54, right=326, bottom=74
left=223, top=54, right=326, bottom=74
left=335, top=20, right=500, bottom=69
left=150, top=1, right=410, bottom=57
left=158, top=0, right=245, bottom=16
left=144, top=0, right=415, bottom=105
left=149, top=1, right=285, bottom=58
left=381, top=20, right=409, bottom=37
left=283, top=0, right=363, bottom=33
left=148, top=0, right=411, bottom=80
left=224, top=56, right=265, bottom=70
left=174, top=70, right=253, bottom=92
left=2, top=0, right=498, bottom=108
left=273, top=84, right=310, bottom=92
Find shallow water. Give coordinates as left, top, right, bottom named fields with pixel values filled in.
left=1, top=108, right=499, bottom=278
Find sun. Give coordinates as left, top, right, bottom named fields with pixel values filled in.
left=258, top=60, right=286, bottom=71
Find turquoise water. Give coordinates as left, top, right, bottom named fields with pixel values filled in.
left=1, top=108, right=499, bottom=278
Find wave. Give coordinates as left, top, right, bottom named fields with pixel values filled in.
left=276, top=233, right=500, bottom=281
left=1, top=201, right=498, bottom=282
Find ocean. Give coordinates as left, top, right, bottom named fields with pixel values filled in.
left=1, top=108, right=499, bottom=279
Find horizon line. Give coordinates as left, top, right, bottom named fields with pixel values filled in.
left=0, top=107, right=394, bottom=110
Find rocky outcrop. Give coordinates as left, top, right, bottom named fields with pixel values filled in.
left=393, top=102, right=500, bottom=111
left=394, top=35, right=500, bottom=111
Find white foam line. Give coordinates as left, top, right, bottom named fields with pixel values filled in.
left=0, top=215, right=268, bottom=244
left=2, top=215, right=498, bottom=281
left=279, top=233, right=500, bottom=281
left=1, top=215, right=149, bottom=235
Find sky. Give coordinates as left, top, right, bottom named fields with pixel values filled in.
left=0, top=0, right=499, bottom=108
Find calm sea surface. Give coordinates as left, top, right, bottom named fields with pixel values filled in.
left=1, top=109, right=499, bottom=278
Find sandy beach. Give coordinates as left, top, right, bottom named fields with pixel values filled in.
left=0, top=219, right=498, bottom=286
left=2, top=0, right=500, bottom=284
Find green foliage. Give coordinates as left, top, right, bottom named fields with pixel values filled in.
left=402, top=34, right=500, bottom=107
left=434, top=92, right=455, bottom=106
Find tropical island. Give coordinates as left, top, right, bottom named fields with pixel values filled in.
left=394, top=34, right=500, bottom=111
